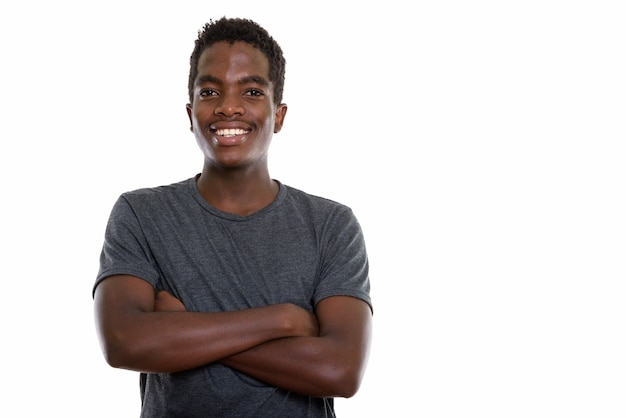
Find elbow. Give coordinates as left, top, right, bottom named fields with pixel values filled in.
left=324, top=347, right=370, bottom=398
left=99, top=343, right=126, bottom=369
left=335, top=373, right=362, bottom=399
left=97, top=330, right=140, bottom=370
left=100, top=344, right=128, bottom=369
left=321, top=363, right=365, bottom=398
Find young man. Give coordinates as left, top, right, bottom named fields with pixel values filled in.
left=94, top=17, right=372, bottom=417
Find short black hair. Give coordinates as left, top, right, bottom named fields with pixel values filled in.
left=188, top=17, right=286, bottom=105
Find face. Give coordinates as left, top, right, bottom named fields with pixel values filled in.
left=187, top=41, right=287, bottom=171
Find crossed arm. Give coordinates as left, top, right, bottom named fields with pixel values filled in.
left=93, top=274, right=372, bottom=398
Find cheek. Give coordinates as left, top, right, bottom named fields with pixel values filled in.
left=247, top=110, right=274, bottom=137
left=194, top=132, right=209, bottom=153
left=258, top=118, right=277, bottom=143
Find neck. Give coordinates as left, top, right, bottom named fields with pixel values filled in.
left=196, top=165, right=278, bottom=216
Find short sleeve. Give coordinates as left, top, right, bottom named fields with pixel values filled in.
left=313, top=206, right=372, bottom=313
left=93, top=195, right=160, bottom=296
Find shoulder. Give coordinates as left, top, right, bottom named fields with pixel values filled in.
left=119, top=177, right=195, bottom=206
left=122, top=177, right=192, bottom=198
left=282, top=184, right=352, bottom=214
left=109, top=177, right=198, bottom=222
left=280, top=184, right=360, bottom=231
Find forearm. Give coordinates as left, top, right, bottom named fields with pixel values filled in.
left=221, top=335, right=360, bottom=398
left=99, top=307, right=297, bottom=373
left=94, top=276, right=317, bottom=374
left=221, top=296, right=372, bottom=398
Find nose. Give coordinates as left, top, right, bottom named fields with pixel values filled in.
left=214, top=93, right=244, bottom=117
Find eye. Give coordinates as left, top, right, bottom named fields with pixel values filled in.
left=246, top=89, right=264, bottom=97
left=199, top=88, right=218, bottom=97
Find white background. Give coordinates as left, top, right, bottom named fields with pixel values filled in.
left=1, top=1, right=625, bottom=417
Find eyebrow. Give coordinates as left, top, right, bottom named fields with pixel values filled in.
left=196, top=74, right=270, bottom=87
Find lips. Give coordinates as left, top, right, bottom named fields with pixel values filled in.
left=211, top=126, right=250, bottom=146
left=215, top=128, right=248, bottom=137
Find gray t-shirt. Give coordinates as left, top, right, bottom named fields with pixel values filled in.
left=95, top=176, right=371, bottom=418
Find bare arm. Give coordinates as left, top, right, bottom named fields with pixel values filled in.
left=149, top=291, right=372, bottom=397
left=221, top=296, right=372, bottom=398
left=93, top=275, right=318, bottom=373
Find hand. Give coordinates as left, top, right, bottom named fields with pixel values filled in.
left=301, top=307, right=320, bottom=337
left=154, top=290, right=187, bottom=312
left=277, top=303, right=319, bottom=338
left=154, top=292, right=317, bottom=337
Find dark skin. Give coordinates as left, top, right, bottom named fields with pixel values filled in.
left=94, top=41, right=372, bottom=398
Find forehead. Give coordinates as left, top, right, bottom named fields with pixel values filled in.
left=196, top=41, right=270, bottom=79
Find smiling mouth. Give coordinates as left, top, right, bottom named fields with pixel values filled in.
left=215, top=128, right=248, bottom=137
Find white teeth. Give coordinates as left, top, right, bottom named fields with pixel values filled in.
left=216, top=128, right=246, bottom=137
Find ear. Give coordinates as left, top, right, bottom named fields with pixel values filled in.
left=273, top=103, right=288, bottom=133
left=186, top=104, right=193, bottom=132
